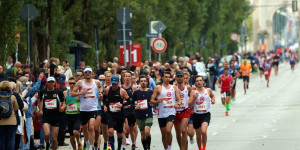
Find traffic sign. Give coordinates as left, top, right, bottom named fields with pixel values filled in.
left=230, top=33, right=239, bottom=41
left=153, top=21, right=167, bottom=33
left=116, top=24, right=133, bottom=45
left=152, top=38, right=167, bottom=53
left=116, top=7, right=132, bottom=23
left=145, top=33, right=158, bottom=38
left=20, top=4, right=38, bottom=20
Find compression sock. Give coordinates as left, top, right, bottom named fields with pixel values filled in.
left=226, top=104, right=229, bottom=112
left=46, top=142, right=50, bottom=150
left=198, top=146, right=202, bottom=150
left=142, top=139, right=147, bottom=150
left=109, top=136, right=115, bottom=150
left=117, top=137, right=123, bottom=150
left=203, top=144, right=206, bottom=150
left=146, top=136, right=151, bottom=149
left=103, top=142, right=108, bottom=149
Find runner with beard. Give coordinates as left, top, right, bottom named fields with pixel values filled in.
left=103, top=75, right=129, bottom=150
left=38, top=77, right=65, bottom=150
left=102, top=71, right=112, bottom=150
left=150, top=71, right=182, bottom=150
left=121, top=71, right=138, bottom=150
left=70, top=68, right=103, bottom=150
left=174, top=71, right=193, bottom=150
left=188, top=75, right=215, bottom=150
left=132, top=75, right=153, bottom=150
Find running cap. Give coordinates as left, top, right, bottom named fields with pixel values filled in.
left=84, top=67, right=92, bottom=73
left=111, top=75, right=119, bottom=84
left=46, top=77, right=55, bottom=82
left=43, top=59, right=48, bottom=63
left=176, top=71, right=184, bottom=76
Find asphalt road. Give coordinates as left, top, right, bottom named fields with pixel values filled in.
left=54, top=62, right=300, bottom=150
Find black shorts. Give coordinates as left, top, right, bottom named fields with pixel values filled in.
left=107, top=113, right=125, bottom=133
left=259, top=67, right=264, bottom=71
left=188, top=114, right=194, bottom=124
left=97, top=110, right=102, bottom=117
left=125, top=114, right=136, bottom=127
left=158, top=115, right=175, bottom=128
left=80, top=111, right=98, bottom=125
left=232, top=81, right=237, bottom=89
left=221, top=91, right=231, bottom=97
left=243, top=76, right=249, bottom=82
left=66, top=114, right=81, bottom=136
left=192, top=112, right=211, bottom=129
left=101, top=111, right=108, bottom=124
left=273, top=62, right=279, bottom=67
left=43, top=116, right=60, bottom=127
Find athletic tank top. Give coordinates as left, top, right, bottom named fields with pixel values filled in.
left=122, top=84, right=135, bottom=114
left=176, top=86, right=189, bottom=112
left=66, top=90, right=80, bottom=114
left=79, top=79, right=98, bottom=111
left=193, top=89, right=211, bottom=114
left=157, top=85, right=176, bottom=118
left=221, top=74, right=231, bottom=92
left=107, top=87, right=123, bottom=114
left=290, top=55, right=295, bottom=61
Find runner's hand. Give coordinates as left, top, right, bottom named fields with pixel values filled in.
left=157, top=98, right=163, bottom=103
left=211, top=99, right=215, bottom=104
left=218, top=85, right=221, bottom=88
left=135, top=104, right=141, bottom=110
left=39, top=110, right=43, bottom=116
left=104, top=106, right=107, bottom=112
left=59, top=107, right=65, bottom=112
left=39, top=72, right=44, bottom=80
left=174, top=104, right=180, bottom=109
left=117, top=103, right=123, bottom=108
left=81, top=89, right=88, bottom=95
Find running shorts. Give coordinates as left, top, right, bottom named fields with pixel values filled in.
left=43, top=116, right=60, bottom=127
left=243, top=76, right=249, bottom=82
left=80, top=111, right=98, bottom=125
left=221, top=91, right=231, bottom=98
left=136, top=117, right=153, bottom=131
left=158, top=115, right=175, bottom=128
left=66, top=114, right=81, bottom=136
left=107, top=114, right=125, bottom=133
left=125, top=114, right=136, bottom=127
left=174, top=109, right=191, bottom=125
left=192, top=112, right=211, bottom=129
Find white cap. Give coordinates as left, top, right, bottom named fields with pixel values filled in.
left=43, top=59, right=48, bottom=63
left=84, top=67, right=92, bottom=73
left=46, top=77, right=55, bottom=82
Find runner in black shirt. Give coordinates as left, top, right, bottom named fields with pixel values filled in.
left=103, top=75, right=129, bottom=150
left=132, top=75, right=153, bottom=150
left=38, top=77, right=65, bottom=150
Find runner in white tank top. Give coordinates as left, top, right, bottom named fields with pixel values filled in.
left=150, top=71, right=181, bottom=150
left=174, top=71, right=193, bottom=150
left=188, top=75, right=215, bottom=150
left=70, top=68, right=103, bottom=150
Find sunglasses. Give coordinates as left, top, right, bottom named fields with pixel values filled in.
left=99, top=79, right=105, bottom=81
left=69, top=82, right=76, bottom=85
left=84, top=71, right=92, bottom=74
left=76, top=74, right=83, bottom=77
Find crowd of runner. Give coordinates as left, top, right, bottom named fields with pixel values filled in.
left=0, top=49, right=298, bottom=150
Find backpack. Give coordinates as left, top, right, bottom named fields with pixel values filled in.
left=0, top=95, right=12, bottom=118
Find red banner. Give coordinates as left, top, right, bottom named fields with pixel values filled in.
left=119, top=43, right=142, bottom=68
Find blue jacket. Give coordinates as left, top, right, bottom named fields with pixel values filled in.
left=23, top=79, right=41, bottom=118
left=149, top=77, right=156, bottom=91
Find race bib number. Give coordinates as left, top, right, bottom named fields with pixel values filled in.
left=221, top=92, right=226, bottom=98
left=163, top=98, right=174, bottom=108
left=45, top=99, right=57, bottom=109
left=138, top=99, right=148, bottom=110
left=243, top=70, right=249, bottom=74
left=109, top=102, right=121, bottom=112
left=264, top=71, right=268, bottom=75
left=67, top=103, right=77, bottom=112
left=84, top=88, right=96, bottom=98
left=196, top=102, right=207, bottom=112
left=178, top=99, right=186, bottom=109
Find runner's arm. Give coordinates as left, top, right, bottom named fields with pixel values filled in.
left=230, top=77, right=235, bottom=87
left=150, top=86, right=160, bottom=106
left=70, top=81, right=85, bottom=97
left=188, top=90, right=197, bottom=108
left=174, top=85, right=182, bottom=105
left=38, top=91, right=43, bottom=115
left=216, top=77, right=221, bottom=88
left=208, top=88, right=215, bottom=104
left=63, top=91, right=67, bottom=100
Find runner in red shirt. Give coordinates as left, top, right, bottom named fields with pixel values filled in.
left=216, top=68, right=235, bottom=116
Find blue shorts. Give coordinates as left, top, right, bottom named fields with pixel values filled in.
left=290, top=60, right=295, bottom=65
left=188, top=114, right=193, bottom=124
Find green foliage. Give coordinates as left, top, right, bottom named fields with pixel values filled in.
left=0, top=0, right=250, bottom=69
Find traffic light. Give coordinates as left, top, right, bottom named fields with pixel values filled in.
left=292, top=0, right=298, bottom=12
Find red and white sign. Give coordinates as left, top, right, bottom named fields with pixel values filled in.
left=119, top=43, right=142, bottom=68
left=230, top=33, right=239, bottom=41
left=152, top=38, right=167, bottom=53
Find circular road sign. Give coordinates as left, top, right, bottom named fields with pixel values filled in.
left=230, top=33, right=239, bottom=41
left=152, top=38, right=167, bottom=53
left=116, top=7, right=132, bottom=23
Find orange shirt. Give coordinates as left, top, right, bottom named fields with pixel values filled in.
left=240, top=64, right=251, bottom=76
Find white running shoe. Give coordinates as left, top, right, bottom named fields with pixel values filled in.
left=126, top=138, right=131, bottom=145
left=190, top=136, right=195, bottom=144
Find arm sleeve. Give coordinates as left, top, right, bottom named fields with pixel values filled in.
left=25, top=79, right=41, bottom=98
